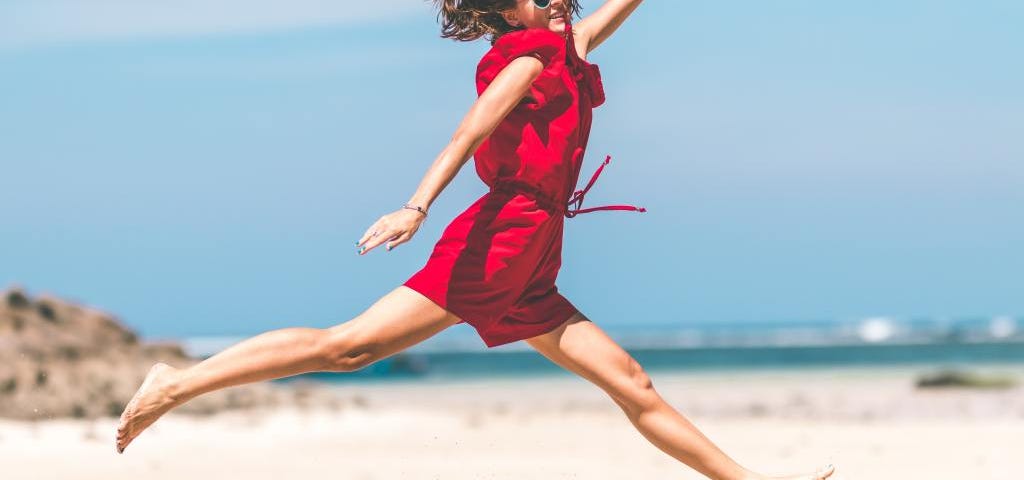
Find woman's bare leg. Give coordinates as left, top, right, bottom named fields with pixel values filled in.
left=524, top=312, right=836, bottom=480
left=116, top=285, right=461, bottom=453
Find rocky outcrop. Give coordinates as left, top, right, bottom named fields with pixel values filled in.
left=0, top=285, right=338, bottom=420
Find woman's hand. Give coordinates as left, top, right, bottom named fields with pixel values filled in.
left=356, top=208, right=427, bottom=255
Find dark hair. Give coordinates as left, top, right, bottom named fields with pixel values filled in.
left=432, top=0, right=582, bottom=45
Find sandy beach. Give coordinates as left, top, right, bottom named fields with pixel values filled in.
left=2, top=365, right=1022, bottom=480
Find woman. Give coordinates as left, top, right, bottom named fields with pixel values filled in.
left=117, top=1, right=837, bottom=478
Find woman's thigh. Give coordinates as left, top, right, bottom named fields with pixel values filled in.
left=524, top=311, right=655, bottom=407
left=328, top=285, right=464, bottom=360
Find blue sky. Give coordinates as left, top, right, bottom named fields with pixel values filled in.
left=1, top=0, right=1021, bottom=341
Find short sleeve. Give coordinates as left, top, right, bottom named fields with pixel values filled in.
left=496, top=28, right=564, bottom=68
left=476, top=28, right=567, bottom=111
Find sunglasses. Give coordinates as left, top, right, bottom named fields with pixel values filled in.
left=531, top=0, right=552, bottom=9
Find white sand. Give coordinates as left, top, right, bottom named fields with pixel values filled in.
left=2, top=366, right=1022, bottom=480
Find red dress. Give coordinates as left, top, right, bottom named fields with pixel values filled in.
left=402, top=17, right=646, bottom=348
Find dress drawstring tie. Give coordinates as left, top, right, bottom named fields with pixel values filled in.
left=564, top=154, right=647, bottom=218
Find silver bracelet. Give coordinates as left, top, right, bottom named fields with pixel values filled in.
left=402, top=203, right=428, bottom=217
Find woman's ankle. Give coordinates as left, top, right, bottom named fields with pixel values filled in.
left=158, top=364, right=190, bottom=404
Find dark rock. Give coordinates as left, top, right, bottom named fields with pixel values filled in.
left=6, top=289, right=30, bottom=309
left=106, top=400, right=124, bottom=417
left=915, top=369, right=1019, bottom=389
left=36, top=301, right=57, bottom=322
left=58, top=346, right=81, bottom=361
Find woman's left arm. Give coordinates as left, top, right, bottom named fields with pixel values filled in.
left=574, top=0, right=644, bottom=54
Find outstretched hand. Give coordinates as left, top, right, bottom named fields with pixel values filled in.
left=356, top=208, right=427, bottom=255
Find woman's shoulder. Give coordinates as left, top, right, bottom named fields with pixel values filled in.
left=493, top=27, right=565, bottom=55
left=477, top=27, right=566, bottom=76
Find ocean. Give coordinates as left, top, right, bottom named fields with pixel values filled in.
left=178, top=315, right=1024, bottom=384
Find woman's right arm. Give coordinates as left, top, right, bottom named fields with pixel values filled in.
left=356, top=55, right=546, bottom=255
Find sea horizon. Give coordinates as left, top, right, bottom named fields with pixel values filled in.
left=174, top=315, right=1024, bottom=384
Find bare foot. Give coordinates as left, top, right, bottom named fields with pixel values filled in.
left=747, top=463, right=836, bottom=480
left=116, top=362, right=181, bottom=454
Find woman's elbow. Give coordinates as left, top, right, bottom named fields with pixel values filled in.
left=450, top=128, right=487, bottom=151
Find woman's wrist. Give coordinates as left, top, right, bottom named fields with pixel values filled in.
left=402, top=203, right=428, bottom=217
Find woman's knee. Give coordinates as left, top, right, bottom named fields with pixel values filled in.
left=317, top=323, right=385, bottom=372
left=610, top=357, right=659, bottom=414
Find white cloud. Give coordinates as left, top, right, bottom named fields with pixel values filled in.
left=0, top=0, right=434, bottom=50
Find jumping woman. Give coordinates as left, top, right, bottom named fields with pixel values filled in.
left=117, top=1, right=837, bottom=478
